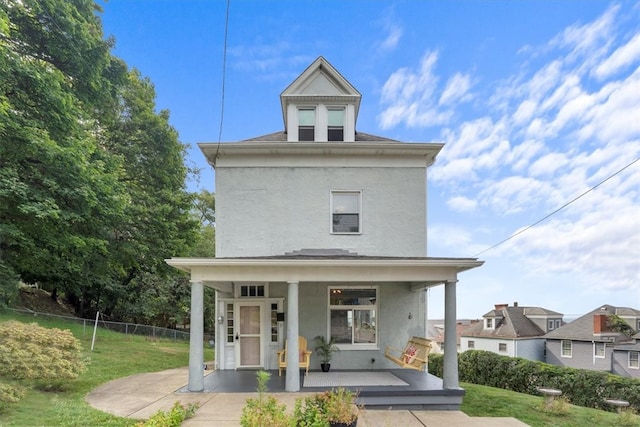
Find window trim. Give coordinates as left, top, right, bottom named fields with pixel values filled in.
left=236, top=283, right=269, bottom=298
left=548, top=319, right=555, bottom=330
left=629, top=351, right=639, bottom=369
left=467, top=340, right=475, bottom=349
left=594, top=342, right=606, bottom=359
left=498, top=343, right=507, bottom=353
left=330, top=190, right=362, bottom=234
left=297, top=107, right=316, bottom=141
left=327, top=107, right=345, bottom=141
left=327, top=285, right=378, bottom=350
left=485, top=318, right=493, bottom=329
left=561, top=340, right=572, bottom=358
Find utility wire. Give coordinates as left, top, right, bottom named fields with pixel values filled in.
left=213, top=0, right=231, bottom=166
left=473, top=156, right=640, bottom=257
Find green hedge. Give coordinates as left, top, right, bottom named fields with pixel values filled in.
left=428, top=350, right=640, bottom=413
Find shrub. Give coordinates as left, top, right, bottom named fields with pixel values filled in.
left=240, top=371, right=291, bottom=427
left=456, top=350, right=640, bottom=413
left=0, top=382, right=26, bottom=413
left=0, top=320, right=87, bottom=382
left=136, top=401, right=199, bottom=427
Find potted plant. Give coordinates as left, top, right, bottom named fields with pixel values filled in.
left=314, top=335, right=339, bottom=372
left=325, top=387, right=359, bottom=427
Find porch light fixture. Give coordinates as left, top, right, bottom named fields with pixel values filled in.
left=217, top=315, right=224, bottom=324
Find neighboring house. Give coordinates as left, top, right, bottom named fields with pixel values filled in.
left=166, top=57, right=483, bottom=394
left=429, top=319, right=478, bottom=353
left=545, top=304, right=640, bottom=378
left=460, top=302, right=563, bottom=361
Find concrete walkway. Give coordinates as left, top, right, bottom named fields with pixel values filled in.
left=85, top=367, right=529, bottom=426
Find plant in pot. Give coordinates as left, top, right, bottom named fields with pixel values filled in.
left=314, top=335, right=339, bottom=372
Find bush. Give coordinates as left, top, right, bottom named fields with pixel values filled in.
left=0, top=382, right=26, bottom=413
left=241, top=371, right=291, bottom=427
left=0, top=320, right=87, bottom=382
left=136, top=401, right=199, bottom=427
left=455, top=350, right=640, bottom=413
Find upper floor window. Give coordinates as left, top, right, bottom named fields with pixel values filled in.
left=548, top=320, right=555, bottom=330
left=561, top=340, right=572, bottom=358
left=485, top=318, right=493, bottom=329
left=331, top=191, right=361, bottom=233
left=327, top=108, right=344, bottom=141
left=555, top=319, right=561, bottom=329
left=298, top=108, right=315, bottom=141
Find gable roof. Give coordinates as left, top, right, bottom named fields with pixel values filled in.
left=280, top=56, right=362, bottom=132
left=545, top=304, right=640, bottom=342
left=462, top=305, right=560, bottom=339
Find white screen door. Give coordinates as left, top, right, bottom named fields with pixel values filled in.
left=237, top=304, right=262, bottom=367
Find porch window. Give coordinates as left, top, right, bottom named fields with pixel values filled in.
left=561, top=340, right=572, bottom=358
left=328, top=287, right=377, bottom=347
left=331, top=191, right=361, bottom=233
left=270, top=303, right=278, bottom=343
left=226, top=303, right=234, bottom=343
left=594, top=342, right=606, bottom=358
left=630, top=351, right=639, bottom=369
left=298, top=108, right=315, bottom=141
left=240, top=284, right=265, bottom=297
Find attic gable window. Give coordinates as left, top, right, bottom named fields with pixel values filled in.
left=298, top=108, right=315, bottom=141
left=485, top=318, right=493, bottom=329
left=327, top=108, right=344, bottom=141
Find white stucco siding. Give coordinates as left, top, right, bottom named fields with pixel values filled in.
left=215, top=166, right=426, bottom=257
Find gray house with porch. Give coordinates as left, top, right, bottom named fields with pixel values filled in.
left=166, top=57, right=483, bottom=408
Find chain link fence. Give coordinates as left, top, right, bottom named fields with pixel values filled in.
left=5, top=307, right=215, bottom=343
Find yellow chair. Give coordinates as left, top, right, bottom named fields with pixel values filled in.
left=277, top=336, right=312, bottom=376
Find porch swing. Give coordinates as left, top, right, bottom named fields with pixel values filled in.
left=384, top=336, right=433, bottom=371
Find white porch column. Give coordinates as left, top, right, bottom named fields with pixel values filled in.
left=286, top=280, right=300, bottom=392
left=443, top=280, right=459, bottom=389
left=188, top=280, right=204, bottom=392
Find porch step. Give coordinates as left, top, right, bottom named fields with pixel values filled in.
left=360, top=410, right=529, bottom=427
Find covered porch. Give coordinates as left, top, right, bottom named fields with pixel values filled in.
left=179, top=369, right=464, bottom=410
left=166, top=254, right=483, bottom=408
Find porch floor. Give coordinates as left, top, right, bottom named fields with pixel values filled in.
left=180, top=369, right=464, bottom=410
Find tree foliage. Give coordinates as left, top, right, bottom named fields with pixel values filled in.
left=0, top=0, right=206, bottom=327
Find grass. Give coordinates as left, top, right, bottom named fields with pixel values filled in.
left=0, top=311, right=197, bottom=427
left=1, top=311, right=637, bottom=427
left=462, top=382, right=639, bottom=427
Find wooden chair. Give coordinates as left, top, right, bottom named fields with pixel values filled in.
left=384, top=336, right=432, bottom=371
left=277, top=336, right=312, bottom=376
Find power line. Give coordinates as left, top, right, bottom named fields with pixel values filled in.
left=213, top=0, right=231, bottom=167
left=473, top=156, right=640, bottom=257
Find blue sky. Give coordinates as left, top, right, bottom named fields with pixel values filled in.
left=101, top=1, right=640, bottom=320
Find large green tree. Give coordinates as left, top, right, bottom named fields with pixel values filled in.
left=0, top=0, right=200, bottom=324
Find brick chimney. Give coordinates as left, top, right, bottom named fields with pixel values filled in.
left=593, top=314, right=609, bottom=334
left=495, top=303, right=508, bottom=311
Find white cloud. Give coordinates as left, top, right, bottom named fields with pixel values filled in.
left=594, top=33, right=640, bottom=79
left=439, top=73, right=472, bottom=106
left=447, top=196, right=477, bottom=212
left=380, top=25, right=403, bottom=51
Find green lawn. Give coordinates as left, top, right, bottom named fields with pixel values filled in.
left=0, top=312, right=636, bottom=426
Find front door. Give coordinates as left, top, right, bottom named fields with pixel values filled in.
left=236, top=303, right=263, bottom=368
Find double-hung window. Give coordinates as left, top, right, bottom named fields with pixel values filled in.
left=561, top=340, right=572, bottom=358
left=329, top=287, right=377, bottom=347
left=298, top=108, right=315, bottom=141
left=331, top=191, right=361, bottom=233
left=327, top=108, right=344, bottom=141
left=594, top=342, right=606, bottom=358
left=630, top=351, right=639, bottom=369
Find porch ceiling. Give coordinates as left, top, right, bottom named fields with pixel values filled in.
left=165, top=257, right=483, bottom=289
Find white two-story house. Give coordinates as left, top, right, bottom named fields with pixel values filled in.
left=167, top=57, right=483, bottom=399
